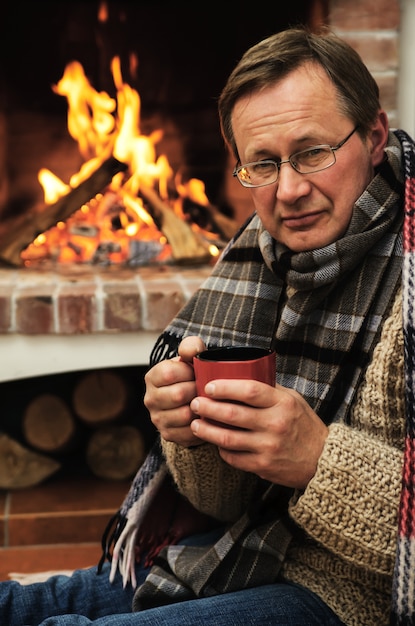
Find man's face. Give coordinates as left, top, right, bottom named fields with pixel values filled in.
left=231, top=63, right=388, bottom=252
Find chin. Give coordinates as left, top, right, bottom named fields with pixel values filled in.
left=282, top=231, right=334, bottom=252
left=281, top=239, right=321, bottom=253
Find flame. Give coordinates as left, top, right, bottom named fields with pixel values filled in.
left=22, top=54, right=221, bottom=266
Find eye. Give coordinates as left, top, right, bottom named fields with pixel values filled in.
left=295, top=146, right=332, bottom=167
left=303, top=147, right=326, bottom=158
left=250, top=161, right=276, bottom=175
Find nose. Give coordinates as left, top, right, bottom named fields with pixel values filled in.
left=276, top=162, right=312, bottom=204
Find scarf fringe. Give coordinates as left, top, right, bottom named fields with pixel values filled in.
left=109, top=462, right=168, bottom=588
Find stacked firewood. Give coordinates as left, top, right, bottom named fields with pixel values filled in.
left=0, top=369, right=151, bottom=489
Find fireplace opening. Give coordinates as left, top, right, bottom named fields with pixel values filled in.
left=0, top=1, right=326, bottom=234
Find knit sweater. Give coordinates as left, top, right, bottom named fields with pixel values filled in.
left=161, top=286, right=404, bottom=626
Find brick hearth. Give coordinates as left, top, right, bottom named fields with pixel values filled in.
left=0, top=263, right=213, bottom=381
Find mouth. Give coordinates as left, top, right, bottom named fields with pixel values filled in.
left=281, top=211, right=325, bottom=230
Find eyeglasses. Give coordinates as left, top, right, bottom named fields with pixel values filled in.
left=232, top=126, right=359, bottom=188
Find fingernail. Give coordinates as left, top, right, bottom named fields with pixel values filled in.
left=191, top=399, right=200, bottom=413
left=205, top=383, right=215, bottom=395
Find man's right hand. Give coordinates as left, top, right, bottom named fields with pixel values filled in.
left=144, top=336, right=206, bottom=447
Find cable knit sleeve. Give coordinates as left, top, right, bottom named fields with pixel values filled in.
left=161, top=439, right=261, bottom=522
left=289, top=288, right=405, bottom=576
left=289, top=423, right=403, bottom=574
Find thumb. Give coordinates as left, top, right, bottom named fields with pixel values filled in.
left=178, top=336, right=206, bottom=363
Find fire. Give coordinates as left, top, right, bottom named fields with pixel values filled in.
left=21, top=57, right=223, bottom=266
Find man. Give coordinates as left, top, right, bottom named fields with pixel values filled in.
left=2, top=26, right=415, bottom=626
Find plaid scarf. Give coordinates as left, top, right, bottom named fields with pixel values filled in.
left=100, top=130, right=415, bottom=624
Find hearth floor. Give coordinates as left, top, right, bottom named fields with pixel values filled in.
left=0, top=470, right=130, bottom=581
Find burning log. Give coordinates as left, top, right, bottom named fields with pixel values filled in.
left=22, top=393, right=79, bottom=454
left=0, top=433, right=61, bottom=489
left=0, top=157, right=128, bottom=267
left=183, top=198, right=239, bottom=242
left=72, top=370, right=128, bottom=427
left=0, top=58, right=235, bottom=268
left=86, top=424, right=146, bottom=480
left=140, top=185, right=212, bottom=263
left=200, top=202, right=238, bottom=242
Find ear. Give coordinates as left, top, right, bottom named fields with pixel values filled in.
left=368, top=110, right=389, bottom=167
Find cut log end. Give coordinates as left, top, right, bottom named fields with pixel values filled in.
left=22, top=393, right=77, bottom=453
left=86, top=425, right=146, bottom=480
left=73, top=370, right=128, bottom=426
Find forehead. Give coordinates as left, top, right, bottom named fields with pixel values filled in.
left=232, top=63, right=345, bottom=149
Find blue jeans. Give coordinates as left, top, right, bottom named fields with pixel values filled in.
left=0, top=563, right=344, bottom=626
left=0, top=528, right=345, bottom=626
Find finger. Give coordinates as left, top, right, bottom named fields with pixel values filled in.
left=145, top=358, right=195, bottom=391
left=201, top=378, right=276, bottom=408
left=159, top=422, right=204, bottom=448
left=190, top=396, right=255, bottom=432
left=146, top=379, right=197, bottom=413
left=190, top=416, right=254, bottom=451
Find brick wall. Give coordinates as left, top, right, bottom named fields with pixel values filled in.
left=328, top=0, right=401, bottom=128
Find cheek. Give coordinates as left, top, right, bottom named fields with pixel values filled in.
left=336, top=152, right=373, bottom=200
left=332, top=170, right=371, bottom=223
left=250, top=188, right=275, bottom=214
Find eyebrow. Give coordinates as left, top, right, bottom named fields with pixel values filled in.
left=247, top=134, right=330, bottom=161
left=292, top=132, right=331, bottom=146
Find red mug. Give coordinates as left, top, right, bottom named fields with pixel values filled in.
left=193, top=346, right=276, bottom=397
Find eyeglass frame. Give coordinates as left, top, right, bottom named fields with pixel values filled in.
left=232, top=125, right=360, bottom=188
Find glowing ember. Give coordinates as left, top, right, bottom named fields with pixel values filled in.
left=22, top=57, right=224, bottom=266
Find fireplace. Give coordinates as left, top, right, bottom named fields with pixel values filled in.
left=0, top=1, right=325, bottom=383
